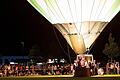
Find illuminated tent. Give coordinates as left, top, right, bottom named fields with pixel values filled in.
left=27, top=0, right=120, bottom=55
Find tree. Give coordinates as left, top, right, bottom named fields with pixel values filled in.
left=29, top=44, right=40, bottom=56
left=103, top=33, right=120, bottom=62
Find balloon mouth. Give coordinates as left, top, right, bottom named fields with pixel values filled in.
left=53, top=21, right=108, bottom=54
left=53, top=21, right=108, bottom=24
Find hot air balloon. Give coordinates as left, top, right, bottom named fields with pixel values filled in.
left=27, top=0, right=120, bottom=55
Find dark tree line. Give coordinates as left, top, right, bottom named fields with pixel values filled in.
left=103, top=33, right=120, bottom=62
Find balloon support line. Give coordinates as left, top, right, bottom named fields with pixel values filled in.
left=52, top=27, right=72, bottom=63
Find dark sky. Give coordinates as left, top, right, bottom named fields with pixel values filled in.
left=1, top=0, right=75, bottom=59
left=1, top=0, right=120, bottom=61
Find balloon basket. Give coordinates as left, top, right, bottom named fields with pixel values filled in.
left=76, top=54, right=94, bottom=63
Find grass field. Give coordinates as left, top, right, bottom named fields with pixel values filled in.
left=0, top=75, right=120, bottom=80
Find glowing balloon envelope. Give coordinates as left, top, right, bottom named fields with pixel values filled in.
left=27, top=0, right=120, bottom=54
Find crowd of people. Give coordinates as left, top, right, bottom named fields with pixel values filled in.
left=106, top=62, right=120, bottom=74
left=0, top=56, right=119, bottom=77
left=0, top=63, right=75, bottom=77
left=73, top=56, right=120, bottom=77
left=73, top=55, right=97, bottom=77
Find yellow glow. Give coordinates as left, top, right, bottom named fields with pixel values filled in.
left=54, top=21, right=108, bottom=54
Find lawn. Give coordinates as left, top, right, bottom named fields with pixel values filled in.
left=0, top=75, right=120, bottom=80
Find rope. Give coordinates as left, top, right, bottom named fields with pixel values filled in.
left=89, top=0, right=95, bottom=33
left=54, top=0, right=66, bottom=21
left=88, top=0, right=109, bottom=54
left=44, top=0, right=58, bottom=22
left=67, top=0, right=79, bottom=33
left=89, top=0, right=107, bottom=33
left=52, top=26, right=72, bottom=62
left=53, top=0, right=73, bottom=63
left=67, top=43, right=72, bottom=63
left=79, top=0, right=82, bottom=33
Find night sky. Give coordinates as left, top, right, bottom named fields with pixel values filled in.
left=1, top=1, right=120, bottom=62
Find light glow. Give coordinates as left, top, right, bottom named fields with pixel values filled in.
left=27, top=0, right=120, bottom=54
